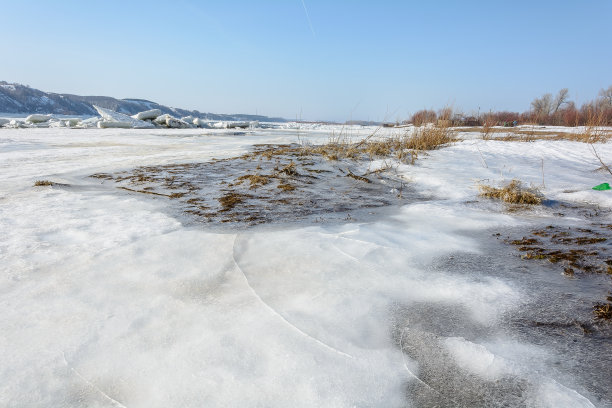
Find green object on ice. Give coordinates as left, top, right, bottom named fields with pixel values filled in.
left=592, top=183, right=611, bottom=191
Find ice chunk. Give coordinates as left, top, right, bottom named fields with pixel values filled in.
left=151, top=113, right=191, bottom=128
left=132, top=109, right=162, bottom=121
left=97, top=120, right=132, bottom=129
left=193, top=118, right=210, bottom=128
left=93, top=105, right=154, bottom=129
left=25, top=114, right=52, bottom=123
left=8, top=119, right=28, bottom=128
left=64, top=118, right=81, bottom=127
left=181, top=115, right=194, bottom=124
left=227, top=121, right=249, bottom=129
left=0, top=118, right=10, bottom=127
left=153, top=113, right=171, bottom=125
left=80, top=117, right=100, bottom=128
left=48, top=120, right=65, bottom=128
left=166, top=117, right=191, bottom=129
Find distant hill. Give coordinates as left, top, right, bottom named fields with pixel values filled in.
left=0, top=81, right=287, bottom=122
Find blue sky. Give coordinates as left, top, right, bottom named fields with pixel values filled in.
left=1, top=0, right=611, bottom=121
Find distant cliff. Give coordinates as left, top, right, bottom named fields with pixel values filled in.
left=0, top=81, right=286, bottom=122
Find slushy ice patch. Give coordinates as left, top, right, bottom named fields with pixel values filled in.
left=507, top=223, right=612, bottom=320
left=91, top=143, right=418, bottom=226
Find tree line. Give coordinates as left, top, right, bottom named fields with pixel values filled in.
left=407, top=85, right=612, bottom=127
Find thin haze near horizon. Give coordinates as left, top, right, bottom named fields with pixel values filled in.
left=1, top=0, right=611, bottom=122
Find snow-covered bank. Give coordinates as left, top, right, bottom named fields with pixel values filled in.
left=1, top=128, right=611, bottom=407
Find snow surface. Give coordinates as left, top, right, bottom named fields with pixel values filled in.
left=1, top=126, right=611, bottom=407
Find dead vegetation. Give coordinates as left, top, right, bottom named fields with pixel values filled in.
left=119, top=186, right=171, bottom=197
left=297, top=124, right=455, bottom=163
left=479, top=180, right=543, bottom=205
left=507, top=224, right=612, bottom=323
left=33, top=180, right=55, bottom=186
left=218, top=192, right=250, bottom=211
left=460, top=120, right=611, bottom=143
left=93, top=135, right=421, bottom=225
left=233, top=125, right=455, bottom=166
left=34, top=180, right=71, bottom=188
left=573, top=110, right=612, bottom=143
left=346, top=170, right=372, bottom=183
left=593, top=302, right=612, bottom=320
left=277, top=183, right=296, bottom=192
left=235, top=174, right=271, bottom=189
left=87, top=124, right=457, bottom=225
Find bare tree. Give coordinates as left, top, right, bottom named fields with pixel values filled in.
left=553, top=88, right=569, bottom=113
left=531, top=93, right=553, bottom=116
left=598, top=85, right=612, bottom=107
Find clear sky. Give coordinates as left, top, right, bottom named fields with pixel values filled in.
left=1, top=0, right=611, bottom=121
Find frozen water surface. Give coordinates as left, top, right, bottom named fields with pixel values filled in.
left=1, top=127, right=611, bottom=407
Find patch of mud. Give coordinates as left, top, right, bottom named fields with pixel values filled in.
left=90, top=143, right=419, bottom=227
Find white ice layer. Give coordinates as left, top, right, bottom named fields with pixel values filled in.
left=0, top=127, right=610, bottom=407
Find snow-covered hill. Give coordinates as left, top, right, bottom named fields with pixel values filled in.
left=0, top=81, right=286, bottom=122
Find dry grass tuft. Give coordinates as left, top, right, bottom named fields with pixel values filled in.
left=277, top=183, right=296, bottom=192
left=346, top=170, right=372, bottom=183
left=218, top=192, right=250, bottom=211
left=34, top=180, right=54, bottom=186
left=306, top=136, right=361, bottom=161
left=593, top=302, right=612, bottom=320
left=235, top=174, right=271, bottom=189
left=479, top=180, right=543, bottom=205
left=302, top=124, right=454, bottom=164
left=481, top=119, right=496, bottom=140
left=571, top=110, right=611, bottom=143
left=278, top=162, right=300, bottom=176
left=403, top=125, right=456, bottom=150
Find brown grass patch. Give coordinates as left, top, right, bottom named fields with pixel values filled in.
left=593, top=303, right=612, bottom=320
left=277, top=162, right=299, bottom=176
left=218, top=192, right=250, bottom=211
left=235, top=174, right=271, bottom=189
left=300, top=125, right=454, bottom=163
left=458, top=125, right=612, bottom=143
left=90, top=173, right=114, bottom=180
left=34, top=180, right=54, bottom=186
left=346, top=170, right=371, bottom=183
left=277, top=183, right=296, bottom=192
left=479, top=180, right=542, bottom=205
left=401, top=125, right=456, bottom=151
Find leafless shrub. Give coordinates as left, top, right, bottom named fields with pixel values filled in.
left=411, top=109, right=437, bottom=126
left=570, top=109, right=611, bottom=143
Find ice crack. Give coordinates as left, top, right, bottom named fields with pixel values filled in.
left=62, top=352, right=128, bottom=408
left=232, top=234, right=354, bottom=360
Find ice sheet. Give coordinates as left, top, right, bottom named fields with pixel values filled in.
left=1, top=127, right=610, bottom=407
